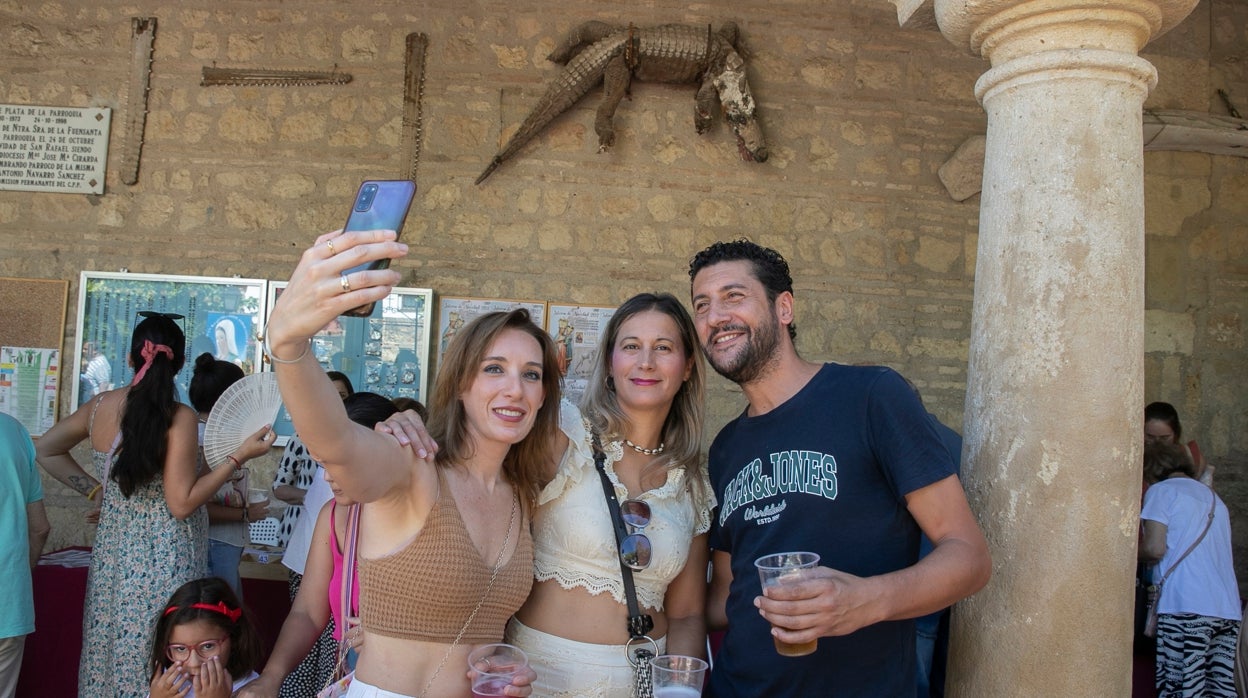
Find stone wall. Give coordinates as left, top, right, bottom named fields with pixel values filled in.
left=1143, top=0, right=1248, bottom=595
left=1, top=1, right=1244, bottom=588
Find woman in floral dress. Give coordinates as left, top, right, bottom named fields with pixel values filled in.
left=37, top=314, right=272, bottom=697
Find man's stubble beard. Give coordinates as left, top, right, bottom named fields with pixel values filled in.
left=705, top=312, right=782, bottom=386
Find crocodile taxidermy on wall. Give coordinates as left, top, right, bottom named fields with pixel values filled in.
left=476, top=21, right=769, bottom=184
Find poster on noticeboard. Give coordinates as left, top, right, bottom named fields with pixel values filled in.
left=0, top=346, right=60, bottom=435
left=545, top=304, right=616, bottom=405
left=435, top=297, right=548, bottom=367
left=74, top=271, right=268, bottom=410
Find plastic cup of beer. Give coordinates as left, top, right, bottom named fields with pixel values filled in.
left=754, top=551, right=821, bottom=657
left=650, top=655, right=708, bottom=698
left=467, top=643, right=528, bottom=698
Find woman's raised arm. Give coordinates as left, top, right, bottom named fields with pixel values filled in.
left=161, top=408, right=273, bottom=519
left=265, top=229, right=414, bottom=502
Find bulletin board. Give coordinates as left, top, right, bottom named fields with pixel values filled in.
left=0, top=277, right=67, bottom=350
left=75, top=271, right=268, bottom=409
left=265, top=283, right=433, bottom=440
left=0, top=277, right=68, bottom=433
left=436, top=297, right=548, bottom=367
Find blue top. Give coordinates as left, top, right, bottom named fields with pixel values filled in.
left=706, top=364, right=956, bottom=698
left=0, top=413, right=43, bottom=638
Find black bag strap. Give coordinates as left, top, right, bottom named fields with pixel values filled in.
left=590, top=430, right=654, bottom=640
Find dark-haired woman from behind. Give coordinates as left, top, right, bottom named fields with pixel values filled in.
left=189, top=353, right=273, bottom=598
left=36, top=315, right=273, bottom=697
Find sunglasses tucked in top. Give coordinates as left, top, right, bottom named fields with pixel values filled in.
left=619, top=499, right=652, bottom=571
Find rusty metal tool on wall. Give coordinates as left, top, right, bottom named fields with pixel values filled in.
left=199, top=67, right=354, bottom=87
left=121, top=17, right=156, bottom=186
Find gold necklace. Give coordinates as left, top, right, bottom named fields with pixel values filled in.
left=624, top=438, right=665, bottom=456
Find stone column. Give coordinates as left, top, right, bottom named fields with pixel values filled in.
left=930, top=0, right=1198, bottom=695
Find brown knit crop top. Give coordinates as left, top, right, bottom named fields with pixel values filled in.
left=357, top=469, right=534, bottom=644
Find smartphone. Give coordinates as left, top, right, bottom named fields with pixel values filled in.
left=339, top=179, right=416, bottom=317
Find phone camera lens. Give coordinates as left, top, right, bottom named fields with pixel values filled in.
left=355, top=184, right=378, bottom=212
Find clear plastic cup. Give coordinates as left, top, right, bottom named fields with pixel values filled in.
left=755, top=551, right=821, bottom=656
left=467, top=643, right=528, bottom=697
left=650, top=654, right=708, bottom=697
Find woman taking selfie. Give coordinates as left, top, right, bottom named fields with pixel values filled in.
left=262, top=228, right=550, bottom=697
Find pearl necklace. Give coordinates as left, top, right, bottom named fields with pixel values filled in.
left=624, top=439, right=665, bottom=456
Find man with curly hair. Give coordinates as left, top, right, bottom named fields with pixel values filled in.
left=689, top=239, right=991, bottom=697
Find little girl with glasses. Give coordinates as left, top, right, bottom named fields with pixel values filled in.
left=148, top=578, right=263, bottom=698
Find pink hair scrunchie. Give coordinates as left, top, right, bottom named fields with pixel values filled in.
left=130, top=340, right=174, bottom=386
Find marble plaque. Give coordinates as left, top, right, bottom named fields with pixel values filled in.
left=0, top=105, right=112, bottom=195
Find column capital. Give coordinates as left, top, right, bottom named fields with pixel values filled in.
left=935, top=0, right=1199, bottom=64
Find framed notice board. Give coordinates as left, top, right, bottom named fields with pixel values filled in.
left=74, top=272, right=268, bottom=409
left=264, top=283, right=433, bottom=440
left=546, top=303, right=616, bottom=405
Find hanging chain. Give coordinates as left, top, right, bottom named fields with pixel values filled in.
left=401, top=33, right=429, bottom=182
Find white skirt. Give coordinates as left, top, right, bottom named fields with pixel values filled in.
left=505, top=617, right=666, bottom=698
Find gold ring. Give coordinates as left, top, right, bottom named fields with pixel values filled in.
left=340, top=273, right=351, bottom=293
left=325, top=239, right=336, bottom=255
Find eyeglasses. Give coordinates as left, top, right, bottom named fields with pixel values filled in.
left=166, top=637, right=228, bottom=662
left=619, top=499, right=652, bottom=571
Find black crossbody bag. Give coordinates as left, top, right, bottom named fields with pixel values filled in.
left=591, top=431, right=658, bottom=698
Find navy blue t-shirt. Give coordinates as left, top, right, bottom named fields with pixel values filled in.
left=706, top=363, right=956, bottom=698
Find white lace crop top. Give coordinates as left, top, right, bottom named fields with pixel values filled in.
left=531, top=400, right=716, bottom=611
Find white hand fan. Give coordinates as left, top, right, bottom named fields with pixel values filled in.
left=203, top=372, right=283, bottom=470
